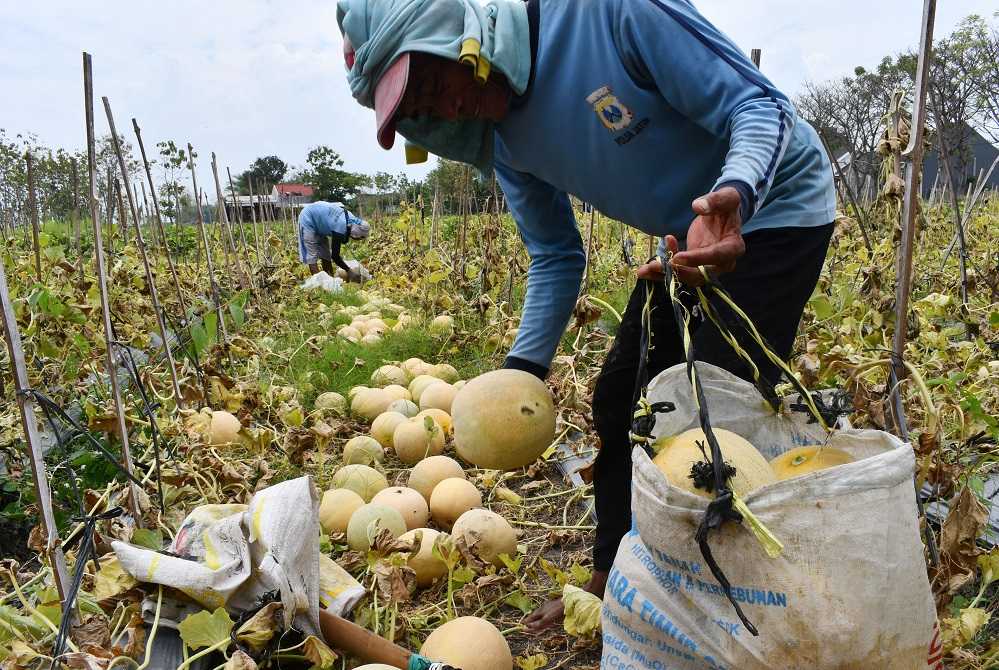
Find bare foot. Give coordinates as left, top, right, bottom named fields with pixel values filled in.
left=523, top=570, right=609, bottom=633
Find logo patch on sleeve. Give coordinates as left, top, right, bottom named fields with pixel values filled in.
left=586, top=85, right=633, bottom=132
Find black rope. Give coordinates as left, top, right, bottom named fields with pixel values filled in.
left=50, top=506, right=124, bottom=665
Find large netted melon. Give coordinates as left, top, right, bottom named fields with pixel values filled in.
left=370, top=411, right=409, bottom=449
left=314, top=392, right=347, bottom=416
left=452, top=509, right=517, bottom=566
left=419, top=383, right=458, bottom=414
left=408, top=456, right=466, bottom=502
left=770, top=446, right=855, bottom=481
left=343, top=435, right=385, bottom=465
left=331, top=464, right=389, bottom=502
left=371, top=486, right=429, bottom=530
left=430, top=478, right=481, bottom=528
left=451, top=370, right=556, bottom=470
left=399, top=528, right=447, bottom=587
left=346, top=503, right=407, bottom=552
left=350, top=388, right=393, bottom=422
left=420, top=617, right=513, bottom=670
left=319, top=488, right=365, bottom=534
left=652, top=428, right=777, bottom=498
left=393, top=417, right=445, bottom=465
left=371, top=365, right=407, bottom=388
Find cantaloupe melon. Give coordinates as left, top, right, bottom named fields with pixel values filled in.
left=419, top=382, right=458, bottom=414
left=399, top=528, right=447, bottom=587
left=209, top=410, right=242, bottom=447
left=452, top=509, right=517, bottom=566
left=431, top=363, right=459, bottom=383
left=337, top=325, right=361, bottom=342
left=350, top=388, right=392, bottom=422
left=314, top=392, right=347, bottom=416
left=347, top=385, right=369, bottom=401
left=382, top=384, right=412, bottom=402
left=387, top=399, right=420, bottom=418
left=343, top=435, right=385, bottom=465
left=420, top=616, right=512, bottom=670
left=770, top=446, right=854, bottom=481
left=371, top=487, right=429, bottom=530
left=409, top=375, right=445, bottom=404
left=360, top=332, right=382, bottom=345
left=330, top=464, right=388, bottom=502
left=453, top=380, right=466, bottom=390
left=409, top=456, right=466, bottom=502
left=370, top=411, right=409, bottom=449
left=393, top=417, right=445, bottom=464
left=371, top=365, right=407, bottom=388
left=346, top=503, right=407, bottom=552
left=430, top=315, right=455, bottom=337
left=430, top=478, right=481, bottom=528
left=318, top=488, right=365, bottom=534
left=652, top=428, right=776, bottom=498
left=366, top=318, right=388, bottom=334
left=415, top=408, right=453, bottom=437
left=402, top=357, right=434, bottom=380
left=451, top=370, right=555, bottom=470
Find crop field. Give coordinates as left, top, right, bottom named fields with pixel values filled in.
left=2, top=15, right=999, bottom=670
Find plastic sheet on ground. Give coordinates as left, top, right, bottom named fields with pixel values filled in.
left=301, top=271, right=345, bottom=293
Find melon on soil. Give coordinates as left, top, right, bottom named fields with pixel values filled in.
left=770, top=446, right=855, bottom=481
left=399, top=528, right=448, bottom=587
left=652, top=428, right=777, bottom=498
left=371, top=487, right=429, bottom=530
left=452, top=508, right=517, bottom=566
left=393, top=417, right=446, bottom=464
left=319, top=488, right=365, bottom=534
left=430, top=315, right=455, bottom=336
left=402, top=357, right=434, bottom=380
left=451, top=370, right=556, bottom=470
left=314, top=392, right=347, bottom=416
left=431, top=363, right=460, bottom=383
left=331, top=464, right=388, bottom=502
left=371, top=365, right=407, bottom=387
left=346, top=503, right=407, bottom=552
left=387, top=399, right=419, bottom=418
left=419, top=616, right=513, bottom=670
left=416, top=408, right=453, bottom=436
left=351, top=388, right=393, bottom=421
left=343, top=435, right=385, bottom=465
left=409, top=375, right=445, bottom=404
left=430, top=478, right=482, bottom=528
left=419, top=382, right=458, bottom=414
left=409, top=456, right=466, bottom=502
left=209, top=411, right=242, bottom=447
left=370, top=411, right=409, bottom=448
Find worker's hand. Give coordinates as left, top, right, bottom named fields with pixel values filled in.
left=664, top=186, right=746, bottom=287
left=346, top=268, right=362, bottom=283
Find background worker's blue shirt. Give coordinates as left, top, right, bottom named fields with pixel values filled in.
left=297, top=201, right=363, bottom=261
left=495, top=0, right=836, bottom=370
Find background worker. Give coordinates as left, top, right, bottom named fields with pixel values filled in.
left=337, top=0, right=836, bottom=632
left=298, top=200, right=370, bottom=278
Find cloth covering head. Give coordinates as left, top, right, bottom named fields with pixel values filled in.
left=337, top=0, right=531, bottom=173
left=348, top=219, right=371, bottom=240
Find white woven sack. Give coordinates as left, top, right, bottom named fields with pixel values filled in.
left=601, top=363, right=937, bottom=669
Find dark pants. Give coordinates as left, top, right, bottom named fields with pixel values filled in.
left=590, top=223, right=835, bottom=571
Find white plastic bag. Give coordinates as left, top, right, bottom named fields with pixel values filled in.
left=113, top=476, right=362, bottom=635
left=601, top=363, right=937, bottom=670
left=301, top=271, right=345, bottom=293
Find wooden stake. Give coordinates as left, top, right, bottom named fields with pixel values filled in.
left=103, top=97, right=184, bottom=410
left=226, top=166, right=253, bottom=264
left=246, top=175, right=263, bottom=261
left=188, top=143, right=229, bottom=344
left=750, top=49, right=762, bottom=68
left=71, top=159, right=81, bottom=268
left=115, top=179, right=128, bottom=246
left=105, top=165, right=116, bottom=263
left=0, top=256, right=71, bottom=603
left=211, top=154, right=250, bottom=291
left=25, top=152, right=42, bottom=281
left=84, top=54, right=141, bottom=522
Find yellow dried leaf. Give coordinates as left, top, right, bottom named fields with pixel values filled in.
left=494, top=487, right=522, bottom=505
left=302, top=635, right=337, bottom=669
left=177, top=607, right=234, bottom=650
left=235, top=602, right=283, bottom=653
left=91, top=556, right=138, bottom=602
left=562, top=584, right=601, bottom=638
left=224, top=650, right=258, bottom=670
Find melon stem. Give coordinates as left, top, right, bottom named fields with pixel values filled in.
left=732, top=495, right=783, bottom=559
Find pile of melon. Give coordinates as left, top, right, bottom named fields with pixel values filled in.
left=652, top=427, right=856, bottom=498
left=335, top=290, right=414, bottom=345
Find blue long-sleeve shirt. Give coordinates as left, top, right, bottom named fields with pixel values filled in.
left=297, top=201, right=363, bottom=262
left=496, top=0, right=836, bottom=372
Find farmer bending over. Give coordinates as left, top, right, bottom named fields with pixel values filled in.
left=298, top=200, right=370, bottom=279
left=337, top=0, right=835, bottom=631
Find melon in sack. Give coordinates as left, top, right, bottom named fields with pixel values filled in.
left=600, top=363, right=937, bottom=670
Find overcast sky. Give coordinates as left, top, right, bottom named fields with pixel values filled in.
left=2, top=1, right=995, bottom=194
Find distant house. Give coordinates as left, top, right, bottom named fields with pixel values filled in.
left=272, top=183, right=315, bottom=207
left=922, top=123, right=999, bottom=198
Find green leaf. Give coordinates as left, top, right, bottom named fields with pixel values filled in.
left=978, top=550, right=999, bottom=588
left=503, top=589, right=534, bottom=614
left=178, top=607, right=234, bottom=650
left=562, top=584, right=602, bottom=638
left=515, top=654, right=550, bottom=670
left=990, top=311, right=999, bottom=328
left=809, top=295, right=835, bottom=321
left=131, top=528, right=163, bottom=550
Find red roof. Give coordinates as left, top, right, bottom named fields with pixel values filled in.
left=275, top=183, right=315, bottom=196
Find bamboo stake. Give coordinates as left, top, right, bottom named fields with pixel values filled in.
left=0, top=257, right=71, bottom=603
left=132, top=119, right=191, bottom=326
left=211, top=154, right=250, bottom=291
left=246, top=175, right=263, bottom=262
left=226, top=166, right=253, bottom=266
left=71, top=159, right=81, bottom=270
left=84, top=54, right=141, bottom=522
left=103, top=96, right=184, bottom=410
left=105, top=165, right=116, bottom=264
left=115, top=179, right=128, bottom=246
left=25, top=152, right=42, bottom=281
left=188, top=143, right=229, bottom=344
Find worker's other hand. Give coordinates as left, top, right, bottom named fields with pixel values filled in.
left=664, top=186, right=746, bottom=287
left=346, top=268, right=362, bottom=283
